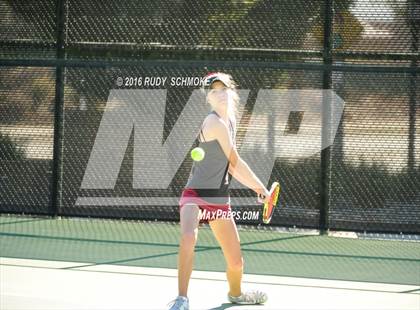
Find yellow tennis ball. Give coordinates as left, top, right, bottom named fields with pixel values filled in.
left=191, top=147, right=205, bottom=161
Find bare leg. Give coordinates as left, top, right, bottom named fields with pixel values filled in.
left=178, top=203, right=200, bottom=297
left=209, top=217, right=243, bottom=297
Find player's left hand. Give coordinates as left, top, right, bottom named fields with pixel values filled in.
left=257, top=188, right=270, bottom=204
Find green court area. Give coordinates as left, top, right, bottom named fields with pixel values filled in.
left=1, top=214, right=419, bottom=286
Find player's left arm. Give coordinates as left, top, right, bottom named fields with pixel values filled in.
left=205, top=116, right=269, bottom=200
left=228, top=163, right=263, bottom=193
left=228, top=163, right=245, bottom=182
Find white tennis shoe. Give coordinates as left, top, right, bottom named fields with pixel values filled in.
left=167, top=296, right=189, bottom=310
left=228, top=290, right=268, bottom=304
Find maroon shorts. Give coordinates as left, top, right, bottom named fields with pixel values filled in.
left=179, top=187, right=232, bottom=223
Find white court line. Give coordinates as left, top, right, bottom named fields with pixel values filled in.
left=1, top=257, right=419, bottom=294
left=1, top=257, right=420, bottom=310
left=0, top=257, right=83, bottom=269
left=74, top=264, right=420, bottom=294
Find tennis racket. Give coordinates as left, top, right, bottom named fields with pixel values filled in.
left=260, top=182, right=281, bottom=224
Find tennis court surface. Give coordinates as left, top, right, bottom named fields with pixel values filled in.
left=1, top=215, right=419, bottom=309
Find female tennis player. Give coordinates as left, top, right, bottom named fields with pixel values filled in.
left=168, top=72, right=270, bottom=310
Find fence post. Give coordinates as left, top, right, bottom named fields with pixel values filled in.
left=408, top=0, right=418, bottom=176
left=50, top=0, right=66, bottom=217
left=320, top=0, right=333, bottom=235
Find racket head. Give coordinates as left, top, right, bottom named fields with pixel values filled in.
left=262, top=182, right=281, bottom=224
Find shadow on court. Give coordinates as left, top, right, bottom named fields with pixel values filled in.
left=207, top=302, right=261, bottom=309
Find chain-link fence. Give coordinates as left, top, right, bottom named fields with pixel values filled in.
left=0, top=0, right=419, bottom=233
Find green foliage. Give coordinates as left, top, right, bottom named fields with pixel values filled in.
left=331, top=159, right=420, bottom=209
left=236, top=144, right=418, bottom=210
left=0, top=132, right=25, bottom=160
